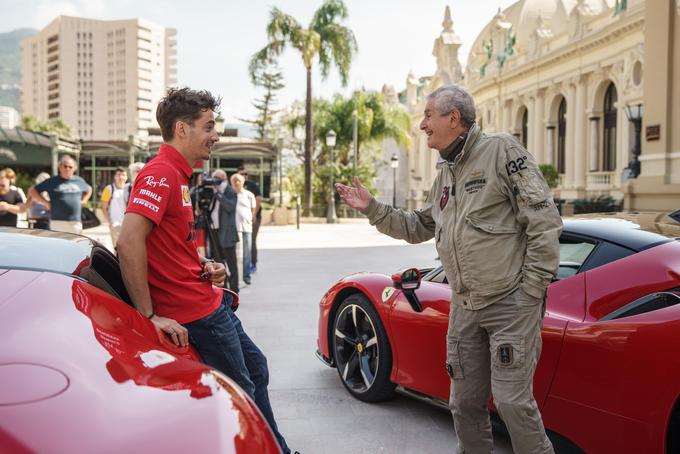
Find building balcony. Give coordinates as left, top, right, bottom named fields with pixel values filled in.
left=587, top=171, right=616, bottom=190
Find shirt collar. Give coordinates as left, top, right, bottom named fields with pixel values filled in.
left=158, top=144, right=193, bottom=180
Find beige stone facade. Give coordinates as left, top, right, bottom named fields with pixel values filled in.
left=21, top=16, right=177, bottom=141
left=397, top=1, right=680, bottom=211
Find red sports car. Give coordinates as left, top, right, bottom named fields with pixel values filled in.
left=316, top=212, right=680, bottom=454
left=0, top=228, right=280, bottom=454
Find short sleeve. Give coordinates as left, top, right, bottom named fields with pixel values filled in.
left=126, top=164, right=175, bottom=225
left=100, top=186, right=112, bottom=203
left=34, top=178, right=52, bottom=193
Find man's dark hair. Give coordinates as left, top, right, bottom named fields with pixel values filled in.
left=237, top=165, right=247, bottom=176
left=156, top=87, right=221, bottom=141
left=115, top=166, right=127, bottom=174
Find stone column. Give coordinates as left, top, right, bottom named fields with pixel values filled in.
left=589, top=117, right=600, bottom=172
left=533, top=92, right=545, bottom=162
left=573, top=77, right=587, bottom=190
left=502, top=100, right=511, bottom=132
left=564, top=82, right=576, bottom=188
left=545, top=125, right=555, bottom=166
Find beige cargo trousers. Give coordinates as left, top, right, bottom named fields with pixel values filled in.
left=446, top=287, right=554, bottom=454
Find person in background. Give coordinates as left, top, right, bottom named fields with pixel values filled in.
left=231, top=172, right=256, bottom=286
left=128, top=162, right=145, bottom=188
left=27, top=172, right=51, bottom=229
left=237, top=166, right=262, bottom=273
left=0, top=170, right=26, bottom=227
left=1, top=168, right=27, bottom=204
left=211, top=169, right=240, bottom=293
left=100, top=166, right=129, bottom=248
left=28, top=155, right=92, bottom=235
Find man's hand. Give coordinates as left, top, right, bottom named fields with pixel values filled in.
left=202, top=261, right=226, bottom=286
left=0, top=201, right=8, bottom=212
left=151, top=315, right=189, bottom=347
left=336, top=176, right=372, bottom=211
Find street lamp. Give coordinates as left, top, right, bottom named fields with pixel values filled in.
left=215, top=114, right=225, bottom=135
left=326, top=129, right=337, bottom=223
left=624, top=103, right=643, bottom=179
left=390, top=153, right=399, bottom=207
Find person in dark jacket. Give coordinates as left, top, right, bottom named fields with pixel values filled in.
left=211, top=169, right=239, bottom=293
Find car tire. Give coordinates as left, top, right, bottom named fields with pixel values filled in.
left=332, top=293, right=396, bottom=402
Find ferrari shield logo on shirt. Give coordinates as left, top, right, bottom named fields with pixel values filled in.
left=440, top=186, right=450, bottom=210
left=181, top=185, right=191, bottom=207
left=381, top=287, right=395, bottom=302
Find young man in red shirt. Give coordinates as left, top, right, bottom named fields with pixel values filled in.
left=117, top=88, right=292, bottom=454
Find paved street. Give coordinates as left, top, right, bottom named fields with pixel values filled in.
left=228, top=222, right=515, bottom=454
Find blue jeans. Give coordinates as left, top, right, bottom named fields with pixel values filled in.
left=184, top=294, right=290, bottom=453
left=241, top=231, right=252, bottom=282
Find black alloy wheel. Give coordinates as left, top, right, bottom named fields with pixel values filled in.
left=332, top=293, right=395, bottom=402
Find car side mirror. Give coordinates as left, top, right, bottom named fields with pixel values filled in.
left=391, top=268, right=421, bottom=290
left=391, top=268, right=423, bottom=312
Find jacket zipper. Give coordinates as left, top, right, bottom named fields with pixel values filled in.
left=447, top=164, right=465, bottom=294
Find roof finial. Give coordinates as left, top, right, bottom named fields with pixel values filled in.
left=442, top=5, right=453, bottom=32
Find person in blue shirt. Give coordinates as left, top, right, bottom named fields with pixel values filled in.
left=28, top=155, right=92, bottom=234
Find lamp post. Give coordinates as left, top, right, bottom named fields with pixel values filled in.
left=390, top=153, right=399, bottom=207
left=624, top=103, right=643, bottom=179
left=276, top=138, right=284, bottom=207
left=326, top=129, right=337, bottom=223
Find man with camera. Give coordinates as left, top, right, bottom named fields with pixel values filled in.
left=117, top=88, right=292, bottom=454
left=209, top=169, right=240, bottom=293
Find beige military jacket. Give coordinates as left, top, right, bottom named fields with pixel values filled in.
left=363, top=123, right=562, bottom=310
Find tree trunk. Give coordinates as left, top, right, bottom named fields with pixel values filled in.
left=304, top=67, right=313, bottom=216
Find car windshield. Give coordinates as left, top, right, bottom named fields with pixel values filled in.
left=0, top=229, right=94, bottom=276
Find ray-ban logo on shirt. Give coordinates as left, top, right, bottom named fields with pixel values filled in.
left=143, top=176, right=170, bottom=188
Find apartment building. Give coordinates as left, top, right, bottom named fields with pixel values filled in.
left=21, top=16, right=177, bottom=141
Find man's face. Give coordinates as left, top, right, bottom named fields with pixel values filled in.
left=231, top=177, right=244, bottom=192
left=114, top=170, right=128, bottom=186
left=183, top=109, right=219, bottom=161
left=59, top=159, right=76, bottom=179
left=0, top=176, right=9, bottom=195
left=238, top=170, right=248, bottom=180
left=419, top=98, right=459, bottom=151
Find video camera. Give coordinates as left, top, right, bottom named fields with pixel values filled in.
left=196, top=176, right=223, bottom=211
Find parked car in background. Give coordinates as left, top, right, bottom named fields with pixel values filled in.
left=317, top=212, right=680, bottom=454
left=0, top=228, right=280, bottom=454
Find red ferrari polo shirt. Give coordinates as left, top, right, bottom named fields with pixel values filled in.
left=126, top=144, right=221, bottom=324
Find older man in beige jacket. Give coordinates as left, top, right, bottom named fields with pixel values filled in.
left=337, top=85, right=562, bottom=454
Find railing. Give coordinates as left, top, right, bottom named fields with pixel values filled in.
left=587, top=171, right=615, bottom=189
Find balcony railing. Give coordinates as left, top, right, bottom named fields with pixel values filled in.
left=587, top=171, right=616, bottom=189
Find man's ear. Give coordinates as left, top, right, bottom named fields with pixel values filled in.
left=175, top=120, right=185, bottom=139
left=449, top=110, right=461, bottom=129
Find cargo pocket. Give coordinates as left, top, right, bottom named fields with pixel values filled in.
left=446, top=340, right=465, bottom=380
left=490, top=335, right=526, bottom=382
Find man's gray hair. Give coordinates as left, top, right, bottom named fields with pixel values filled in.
left=212, top=169, right=227, bottom=180
left=427, top=85, right=476, bottom=128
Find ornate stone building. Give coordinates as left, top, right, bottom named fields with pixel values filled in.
left=395, top=1, right=680, bottom=211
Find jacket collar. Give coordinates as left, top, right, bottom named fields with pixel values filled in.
left=158, top=144, right=194, bottom=180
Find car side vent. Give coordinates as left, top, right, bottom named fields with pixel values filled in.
left=600, top=290, right=680, bottom=321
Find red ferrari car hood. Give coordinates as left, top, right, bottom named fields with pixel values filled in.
left=0, top=270, right=278, bottom=454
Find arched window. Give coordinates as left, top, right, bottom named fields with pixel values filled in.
left=603, top=83, right=617, bottom=171
left=557, top=98, right=566, bottom=174
left=521, top=108, right=528, bottom=148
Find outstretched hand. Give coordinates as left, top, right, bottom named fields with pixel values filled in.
left=335, top=176, right=372, bottom=212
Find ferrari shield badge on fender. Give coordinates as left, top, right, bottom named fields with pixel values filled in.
left=440, top=186, right=450, bottom=210
left=381, top=287, right=395, bottom=302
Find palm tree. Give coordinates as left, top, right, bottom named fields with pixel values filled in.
left=250, top=0, right=357, bottom=215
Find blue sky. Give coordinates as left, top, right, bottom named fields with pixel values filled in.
left=1, top=0, right=515, bottom=122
